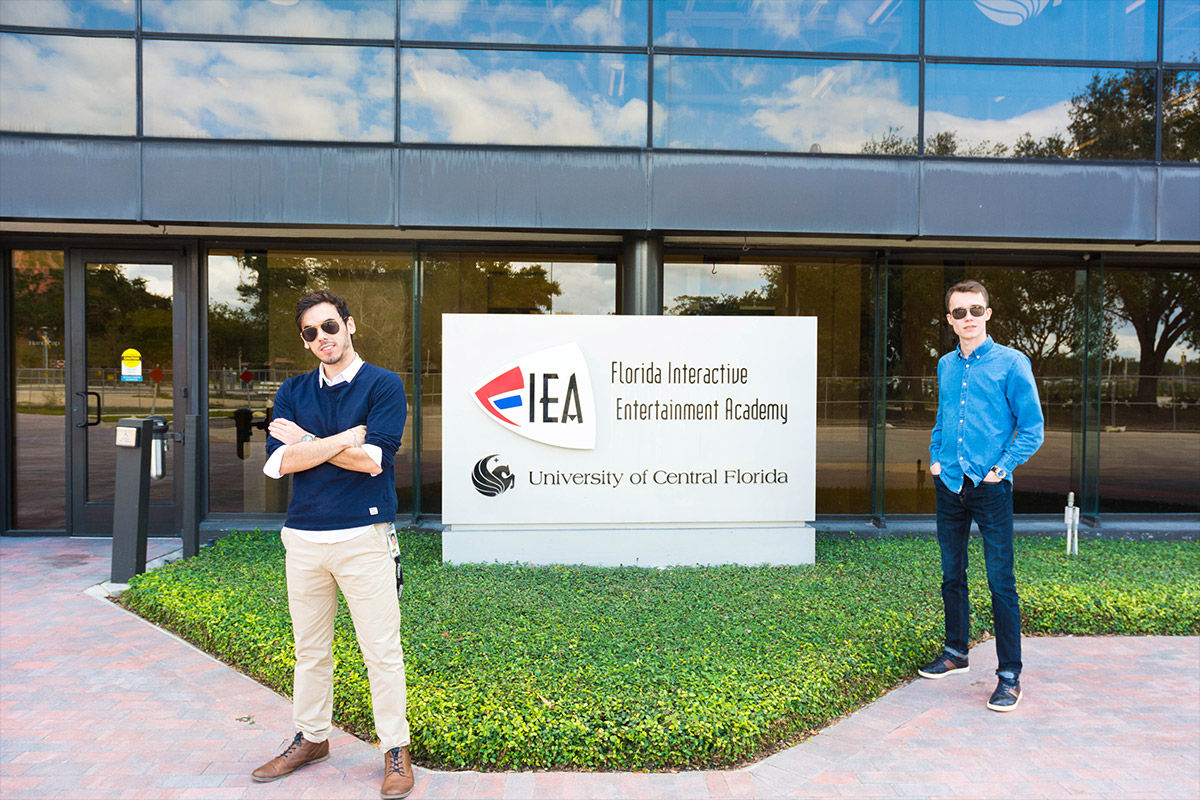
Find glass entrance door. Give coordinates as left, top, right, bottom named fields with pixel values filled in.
left=68, top=251, right=186, bottom=535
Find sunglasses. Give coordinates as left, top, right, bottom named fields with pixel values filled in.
left=950, top=305, right=986, bottom=319
left=301, top=318, right=342, bottom=342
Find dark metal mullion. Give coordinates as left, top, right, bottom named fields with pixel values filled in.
left=918, top=0, right=925, bottom=156
left=399, top=38, right=644, bottom=55
left=655, top=45, right=918, bottom=63
left=409, top=246, right=423, bottom=523
left=141, top=30, right=393, bottom=48
left=1155, top=0, right=1165, bottom=164
left=0, top=249, right=12, bottom=532
left=394, top=0, right=401, bottom=148
left=922, top=55, right=1159, bottom=70
left=646, top=0, right=654, bottom=150
left=0, top=25, right=134, bottom=38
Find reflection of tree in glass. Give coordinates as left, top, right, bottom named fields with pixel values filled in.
left=1108, top=271, right=1200, bottom=404
left=13, top=251, right=64, bottom=369
left=420, top=256, right=561, bottom=372
left=229, top=254, right=416, bottom=379
left=862, top=69, right=1198, bottom=161
left=86, top=264, right=172, bottom=369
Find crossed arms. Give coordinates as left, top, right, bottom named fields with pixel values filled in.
left=267, top=418, right=382, bottom=476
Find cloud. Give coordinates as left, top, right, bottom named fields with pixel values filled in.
left=144, top=0, right=393, bottom=39
left=0, top=33, right=135, bottom=134
left=143, top=41, right=393, bottom=141
left=925, top=101, right=1070, bottom=149
left=569, top=4, right=628, bottom=46
left=402, top=50, right=645, bottom=145
left=746, top=61, right=916, bottom=152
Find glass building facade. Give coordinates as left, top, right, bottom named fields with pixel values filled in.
left=2, top=0, right=1197, bottom=535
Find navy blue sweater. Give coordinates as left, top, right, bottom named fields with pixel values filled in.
left=266, top=362, right=407, bottom=531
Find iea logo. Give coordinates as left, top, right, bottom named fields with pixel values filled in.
left=471, top=342, right=596, bottom=450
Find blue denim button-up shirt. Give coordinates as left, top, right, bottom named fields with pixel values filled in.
left=930, top=336, right=1045, bottom=493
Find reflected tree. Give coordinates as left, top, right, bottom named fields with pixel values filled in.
left=12, top=251, right=64, bottom=369
left=1108, top=271, right=1200, bottom=404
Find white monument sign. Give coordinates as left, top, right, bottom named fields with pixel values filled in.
left=442, top=315, right=817, bottom=566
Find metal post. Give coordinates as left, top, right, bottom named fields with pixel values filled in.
left=621, top=233, right=663, bottom=316
left=111, top=417, right=153, bottom=583
left=182, top=414, right=200, bottom=558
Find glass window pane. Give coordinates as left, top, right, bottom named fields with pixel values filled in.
left=0, top=0, right=134, bottom=30
left=926, top=0, right=1156, bottom=61
left=1100, top=267, right=1200, bottom=513
left=142, top=0, right=394, bottom=39
left=1164, top=69, right=1200, bottom=161
left=924, top=65, right=1155, bottom=160
left=1164, top=0, right=1200, bottom=62
left=884, top=262, right=1079, bottom=514
left=420, top=254, right=616, bottom=513
left=401, top=0, right=649, bottom=46
left=0, top=33, right=134, bottom=135
left=401, top=49, right=646, bottom=145
left=654, top=0, right=917, bottom=54
left=662, top=257, right=874, bottom=515
left=143, top=40, right=393, bottom=141
left=655, top=55, right=917, bottom=153
left=12, top=251, right=66, bottom=531
left=208, top=250, right=415, bottom=516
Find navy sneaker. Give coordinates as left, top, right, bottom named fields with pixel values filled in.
left=987, top=676, right=1021, bottom=712
left=917, top=649, right=970, bottom=679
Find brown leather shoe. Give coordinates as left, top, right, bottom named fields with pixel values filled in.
left=380, top=745, right=414, bottom=799
left=251, top=732, right=330, bottom=782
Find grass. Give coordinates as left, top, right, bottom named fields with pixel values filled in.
left=120, top=531, right=1199, bottom=771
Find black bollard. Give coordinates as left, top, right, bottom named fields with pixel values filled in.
left=111, top=417, right=154, bottom=583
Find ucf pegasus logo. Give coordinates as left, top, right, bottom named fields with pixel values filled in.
left=472, top=455, right=515, bottom=497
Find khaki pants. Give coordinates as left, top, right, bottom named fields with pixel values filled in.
left=281, top=525, right=410, bottom=750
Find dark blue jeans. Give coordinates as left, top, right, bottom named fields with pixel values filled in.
left=934, top=474, right=1022, bottom=678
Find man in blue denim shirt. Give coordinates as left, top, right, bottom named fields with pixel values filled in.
left=918, top=280, right=1044, bottom=712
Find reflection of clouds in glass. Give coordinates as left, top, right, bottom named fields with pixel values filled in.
left=926, top=102, right=1069, bottom=149
left=0, top=0, right=133, bottom=29
left=402, top=0, right=642, bottom=46
left=747, top=61, right=915, bottom=152
left=208, top=255, right=245, bottom=308
left=144, top=41, right=392, bottom=140
left=0, top=34, right=135, bottom=135
left=665, top=264, right=769, bottom=310
left=655, top=0, right=912, bottom=54
left=402, top=49, right=645, bottom=145
left=143, top=0, right=393, bottom=38
left=121, top=264, right=173, bottom=300
left=540, top=262, right=616, bottom=315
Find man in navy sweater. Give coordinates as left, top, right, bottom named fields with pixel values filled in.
left=252, top=290, right=413, bottom=799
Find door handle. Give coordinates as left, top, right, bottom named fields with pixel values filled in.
left=75, top=391, right=101, bottom=427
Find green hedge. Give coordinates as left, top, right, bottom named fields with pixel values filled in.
left=121, top=532, right=1198, bottom=771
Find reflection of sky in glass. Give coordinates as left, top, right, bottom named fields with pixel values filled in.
left=0, top=0, right=134, bottom=29
left=144, top=40, right=393, bottom=141
left=401, top=49, right=647, bottom=145
left=208, top=254, right=247, bottom=309
left=925, top=64, right=1117, bottom=153
left=0, top=33, right=135, bottom=135
left=926, top=0, right=1156, bottom=61
left=663, top=263, right=770, bottom=313
left=143, top=0, right=393, bottom=39
left=654, top=55, right=917, bottom=153
left=120, top=264, right=173, bottom=300
left=534, top=262, right=616, bottom=315
left=401, top=0, right=648, bottom=46
left=1164, top=0, right=1200, bottom=62
left=654, top=0, right=916, bottom=54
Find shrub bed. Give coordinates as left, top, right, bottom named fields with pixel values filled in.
left=121, top=532, right=1198, bottom=771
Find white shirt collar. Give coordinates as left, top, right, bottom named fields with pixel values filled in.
left=319, top=354, right=364, bottom=387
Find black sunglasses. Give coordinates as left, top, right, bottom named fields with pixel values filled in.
left=301, top=318, right=342, bottom=342
left=950, top=305, right=986, bottom=319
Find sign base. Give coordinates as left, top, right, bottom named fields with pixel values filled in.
left=443, top=524, right=814, bottom=567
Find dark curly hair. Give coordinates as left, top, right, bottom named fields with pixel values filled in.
left=294, top=290, right=351, bottom=331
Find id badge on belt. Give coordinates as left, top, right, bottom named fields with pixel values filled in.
left=384, top=523, right=404, bottom=600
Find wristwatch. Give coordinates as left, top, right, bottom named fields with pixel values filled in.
left=990, top=465, right=1008, bottom=480
left=300, top=434, right=315, bottom=442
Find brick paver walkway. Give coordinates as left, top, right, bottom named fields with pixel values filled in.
left=1, top=536, right=1197, bottom=800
